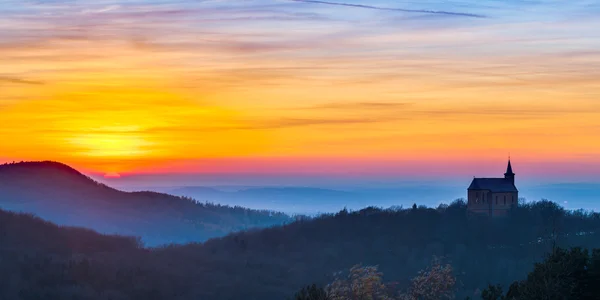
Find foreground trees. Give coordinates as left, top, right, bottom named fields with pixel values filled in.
left=482, top=247, right=600, bottom=300
left=294, top=285, right=330, bottom=300
left=328, top=265, right=392, bottom=300
left=296, top=259, right=456, bottom=300
left=403, top=258, right=455, bottom=300
left=297, top=247, right=600, bottom=300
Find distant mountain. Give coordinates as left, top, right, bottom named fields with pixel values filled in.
left=169, top=186, right=364, bottom=215
left=0, top=161, right=292, bottom=246
left=522, top=183, right=600, bottom=210
left=168, top=185, right=464, bottom=215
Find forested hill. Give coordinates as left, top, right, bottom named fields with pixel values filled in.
left=163, top=200, right=600, bottom=299
left=2, top=199, right=600, bottom=299
left=0, top=161, right=291, bottom=246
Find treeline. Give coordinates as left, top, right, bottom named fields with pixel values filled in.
left=2, top=199, right=600, bottom=299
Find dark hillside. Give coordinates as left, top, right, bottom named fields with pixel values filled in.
left=155, top=200, right=600, bottom=299
left=0, top=209, right=151, bottom=300
left=0, top=161, right=292, bottom=246
left=2, top=198, right=600, bottom=299
left=0, top=209, right=141, bottom=254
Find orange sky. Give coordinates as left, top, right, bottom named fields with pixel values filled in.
left=1, top=0, right=600, bottom=177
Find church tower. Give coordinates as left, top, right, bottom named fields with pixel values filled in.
left=504, top=159, right=515, bottom=185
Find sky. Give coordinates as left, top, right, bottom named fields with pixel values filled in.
left=1, top=0, right=600, bottom=183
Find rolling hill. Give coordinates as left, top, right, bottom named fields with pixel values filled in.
left=0, top=161, right=292, bottom=246
left=168, top=186, right=364, bottom=215
left=2, top=200, right=600, bottom=299
left=167, top=185, right=466, bottom=215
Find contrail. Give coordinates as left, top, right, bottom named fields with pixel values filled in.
left=289, top=0, right=486, bottom=18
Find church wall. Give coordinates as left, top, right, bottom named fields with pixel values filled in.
left=491, top=192, right=517, bottom=207
left=490, top=192, right=518, bottom=217
left=467, top=189, right=492, bottom=215
left=468, top=190, right=518, bottom=217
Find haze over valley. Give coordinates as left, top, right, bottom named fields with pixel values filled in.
left=100, top=175, right=600, bottom=215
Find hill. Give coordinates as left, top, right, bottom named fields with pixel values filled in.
left=159, top=200, right=600, bottom=299
left=2, top=199, right=600, bottom=299
left=0, top=161, right=292, bottom=246
left=0, top=208, right=146, bottom=299
left=169, top=186, right=363, bottom=215
left=168, top=185, right=463, bottom=215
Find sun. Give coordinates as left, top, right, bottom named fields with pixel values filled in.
left=103, top=172, right=122, bottom=178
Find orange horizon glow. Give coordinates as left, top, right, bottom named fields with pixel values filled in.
left=1, top=1, right=600, bottom=177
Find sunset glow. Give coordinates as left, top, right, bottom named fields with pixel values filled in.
left=1, top=0, right=600, bottom=177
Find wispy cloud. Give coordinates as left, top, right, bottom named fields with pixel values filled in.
left=252, top=116, right=400, bottom=129
left=289, top=0, right=486, bottom=18
left=80, top=4, right=121, bottom=15
left=0, top=76, right=44, bottom=85
left=304, top=102, right=414, bottom=110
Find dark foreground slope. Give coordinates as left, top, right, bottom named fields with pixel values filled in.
left=2, top=200, right=600, bottom=299
left=163, top=201, right=600, bottom=299
left=0, top=161, right=291, bottom=245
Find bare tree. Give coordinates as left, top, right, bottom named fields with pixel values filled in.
left=327, top=265, right=393, bottom=300
left=401, top=257, right=456, bottom=300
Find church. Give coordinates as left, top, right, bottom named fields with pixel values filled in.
left=467, top=160, right=518, bottom=217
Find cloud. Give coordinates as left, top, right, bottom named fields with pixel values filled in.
left=289, top=0, right=486, bottom=18
left=113, top=115, right=407, bottom=133
left=406, top=106, right=600, bottom=122
left=80, top=5, right=120, bottom=15
left=0, top=77, right=44, bottom=85
left=255, top=116, right=398, bottom=129
left=127, top=102, right=600, bottom=133
left=304, top=102, right=414, bottom=110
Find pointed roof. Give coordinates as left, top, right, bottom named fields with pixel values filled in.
left=505, top=160, right=514, bottom=175
left=468, top=178, right=518, bottom=192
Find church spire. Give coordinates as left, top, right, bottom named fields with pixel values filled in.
left=506, top=160, right=513, bottom=175
left=504, top=159, right=515, bottom=184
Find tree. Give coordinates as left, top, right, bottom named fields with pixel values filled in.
left=402, top=257, right=456, bottom=300
left=517, top=247, right=587, bottom=299
left=484, top=247, right=596, bottom=300
left=294, top=284, right=330, bottom=300
left=327, top=265, right=393, bottom=300
left=480, top=284, right=504, bottom=300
